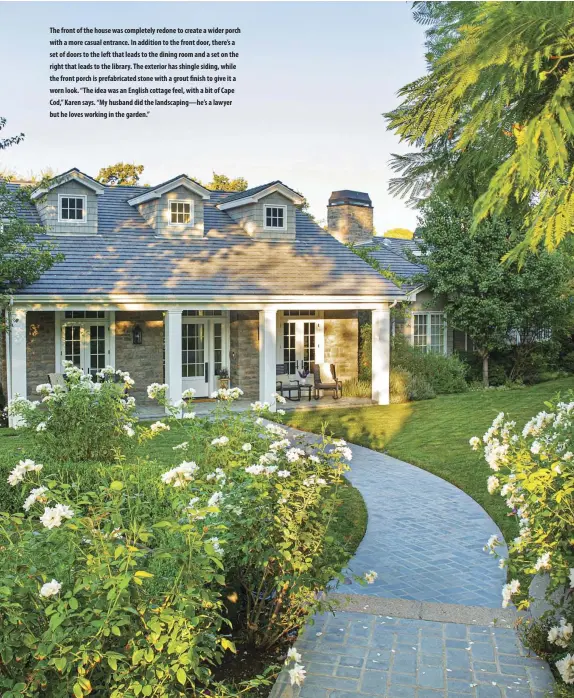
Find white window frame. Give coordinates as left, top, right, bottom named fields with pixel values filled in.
left=276, top=311, right=324, bottom=377
left=58, top=194, right=87, bottom=223
left=264, top=204, right=287, bottom=231
left=411, top=311, right=447, bottom=354
left=55, top=310, right=114, bottom=373
left=169, top=199, right=194, bottom=226
left=182, top=311, right=229, bottom=395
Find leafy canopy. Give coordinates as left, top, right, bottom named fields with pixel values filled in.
left=383, top=228, right=414, bottom=239
left=191, top=172, right=248, bottom=192
left=386, top=2, right=574, bottom=259
left=96, top=162, right=145, bottom=186
left=416, top=196, right=573, bottom=379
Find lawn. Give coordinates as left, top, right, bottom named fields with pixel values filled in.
left=284, top=376, right=574, bottom=544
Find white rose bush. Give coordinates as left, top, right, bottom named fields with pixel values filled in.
left=471, top=394, right=574, bottom=686
left=1, top=372, right=365, bottom=694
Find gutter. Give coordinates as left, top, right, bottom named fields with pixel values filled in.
left=5, top=297, right=12, bottom=409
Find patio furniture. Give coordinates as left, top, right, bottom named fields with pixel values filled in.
left=48, top=372, right=67, bottom=389
left=312, top=363, right=343, bottom=400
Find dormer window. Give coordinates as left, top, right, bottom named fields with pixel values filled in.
left=265, top=205, right=286, bottom=230
left=59, top=195, right=86, bottom=222
left=170, top=200, right=193, bottom=225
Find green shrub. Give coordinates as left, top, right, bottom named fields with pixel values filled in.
left=475, top=395, right=574, bottom=686
left=342, top=378, right=371, bottom=398
left=392, top=336, right=468, bottom=394
left=407, top=373, right=436, bottom=401
left=9, top=362, right=137, bottom=463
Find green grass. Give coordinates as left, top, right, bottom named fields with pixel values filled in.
left=284, top=377, right=574, bottom=544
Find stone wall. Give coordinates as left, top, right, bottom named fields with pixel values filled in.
left=323, top=311, right=359, bottom=381
left=26, top=312, right=56, bottom=397
left=327, top=204, right=374, bottom=245
left=230, top=311, right=259, bottom=398
left=114, top=311, right=164, bottom=405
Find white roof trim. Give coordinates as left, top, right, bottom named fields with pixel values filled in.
left=31, top=169, right=105, bottom=200
left=217, top=183, right=305, bottom=210
left=127, top=176, right=211, bottom=205
left=405, top=283, right=427, bottom=301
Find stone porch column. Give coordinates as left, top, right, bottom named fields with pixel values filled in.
left=8, top=307, right=27, bottom=427
left=164, top=309, right=183, bottom=413
left=259, top=308, right=277, bottom=409
left=372, top=306, right=390, bottom=405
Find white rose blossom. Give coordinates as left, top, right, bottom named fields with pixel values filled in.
left=242, top=443, right=252, bottom=452
left=556, top=654, right=574, bottom=684
left=286, top=648, right=302, bottom=664
left=150, top=421, right=170, bottom=433
left=208, top=491, right=223, bottom=507
left=39, top=579, right=62, bottom=598
left=469, top=436, right=481, bottom=451
left=40, top=503, right=75, bottom=529
left=211, top=436, right=229, bottom=447
left=23, top=486, right=48, bottom=512
left=534, top=552, right=552, bottom=572
left=146, top=383, right=169, bottom=400
left=501, top=579, right=520, bottom=608
left=8, top=459, right=43, bottom=486
left=548, top=618, right=573, bottom=649
left=487, top=475, right=500, bottom=494
left=288, top=664, right=306, bottom=687
left=161, top=461, right=198, bottom=487
left=364, top=570, right=378, bottom=584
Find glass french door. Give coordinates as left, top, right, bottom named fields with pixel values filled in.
left=281, top=320, right=318, bottom=379
left=62, top=324, right=107, bottom=376
left=182, top=320, right=209, bottom=396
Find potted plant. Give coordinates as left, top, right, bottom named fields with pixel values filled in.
left=298, top=368, right=311, bottom=385
left=217, top=367, right=230, bottom=389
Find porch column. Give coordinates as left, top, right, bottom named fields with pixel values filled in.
left=372, top=306, right=390, bottom=405
left=259, top=308, right=277, bottom=409
left=164, top=309, right=183, bottom=412
left=8, top=307, right=27, bottom=427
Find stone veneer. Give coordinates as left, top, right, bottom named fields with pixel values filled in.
left=229, top=310, right=259, bottom=399
left=323, top=310, right=359, bottom=382
left=114, top=311, right=164, bottom=405
left=327, top=203, right=374, bottom=245
left=26, top=311, right=56, bottom=397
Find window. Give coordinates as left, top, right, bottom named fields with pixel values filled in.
left=182, top=323, right=205, bottom=378
left=64, top=311, right=105, bottom=319
left=283, top=310, right=316, bottom=317
left=59, top=196, right=85, bottom=221
left=213, top=323, right=223, bottom=375
left=265, top=205, right=286, bottom=229
left=283, top=322, right=296, bottom=374
left=182, top=310, right=223, bottom=317
left=413, top=312, right=446, bottom=354
left=170, top=200, right=192, bottom=225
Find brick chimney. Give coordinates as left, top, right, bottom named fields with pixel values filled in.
left=327, top=190, right=373, bottom=244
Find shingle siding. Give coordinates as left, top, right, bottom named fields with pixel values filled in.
left=36, top=180, right=99, bottom=235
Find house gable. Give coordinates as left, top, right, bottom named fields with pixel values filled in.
left=31, top=168, right=104, bottom=236
left=127, top=175, right=210, bottom=237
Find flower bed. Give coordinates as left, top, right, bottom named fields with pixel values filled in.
left=2, top=369, right=371, bottom=696
left=472, top=393, right=574, bottom=687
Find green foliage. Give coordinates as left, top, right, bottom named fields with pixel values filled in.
left=475, top=396, right=574, bottom=683
left=392, top=335, right=468, bottom=395
left=96, top=163, right=145, bottom=186
left=0, top=116, right=24, bottom=150
left=389, top=368, right=435, bottom=403
left=342, top=378, right=371, bottom=398
left=382, top=228, right=414, bottom=240
left=416, top=197, right=574, bottom=385
left=386, top=2, right=574, bottom=257
left=193, top=173, right=248, bottom=192
left=9, top=364, right=137, bottom=463
left=347, top=244, right=406, bottom=288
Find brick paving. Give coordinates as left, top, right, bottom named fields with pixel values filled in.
left=268, top=429, right=555, bottom=698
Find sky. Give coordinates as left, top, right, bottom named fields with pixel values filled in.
left=0, top=1, right=427, bottom=232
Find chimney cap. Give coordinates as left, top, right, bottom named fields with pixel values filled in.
left=328, top=190, right=372, bottom=208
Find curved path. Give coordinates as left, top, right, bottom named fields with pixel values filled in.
left=270, top=427, right=554, bottom=698
left=335, top=441, right=505, bottom=607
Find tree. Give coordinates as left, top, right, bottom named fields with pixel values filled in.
left=96, top=162, right=145, bottom=186
left=0, top=118, right=63, bottom=329
left=385, top=2, right=574, bottom=259
left=416, top=196, right=573, bottom=386
left=203, top=172, right=248, bottom=192
left=383, top=228, right=414, bottom=240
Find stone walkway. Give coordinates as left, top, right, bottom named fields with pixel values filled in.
left=269, top=430, right=555, bottom=698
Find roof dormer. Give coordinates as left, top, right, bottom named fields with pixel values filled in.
left=31, top=168, right=104, bottom=235
left=127, top=175, right=210, bottom=237
left=217, top=181, right=304, bottom=241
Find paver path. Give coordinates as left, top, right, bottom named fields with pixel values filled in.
left=269, top=428, right=555, bottom=698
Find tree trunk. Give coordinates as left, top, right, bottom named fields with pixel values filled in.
left=482, top=353, right=489, bottom=388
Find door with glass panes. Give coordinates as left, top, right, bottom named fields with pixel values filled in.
left=278, top=313, right=323, bottom=382
left=62, top=323, right=108, bottom=376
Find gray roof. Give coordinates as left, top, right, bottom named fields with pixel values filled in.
left=218, top=180, right=302, bottom=205
left=10, top=184, right=404, bottom=300
left=360, top=237, right=427, bottom=293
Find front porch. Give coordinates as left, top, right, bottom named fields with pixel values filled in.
left=5, top=302, right=391, bottom=426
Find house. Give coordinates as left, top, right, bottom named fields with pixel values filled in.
left=327, top=190, right=473, bottom=355
left=3, top=170, right=407, bottom=425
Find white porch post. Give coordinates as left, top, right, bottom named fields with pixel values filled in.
left=372, top=306, right=390, bottom=405
left=164, top=309, right=183, bottom=413
left=8, top=307, right=27, bottom=427
left=259, top=308, right=277, bottom=409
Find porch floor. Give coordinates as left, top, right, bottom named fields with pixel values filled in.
left=136, top=396, right=375, bottom=420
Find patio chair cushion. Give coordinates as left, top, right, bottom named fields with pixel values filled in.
left=318, top=363, right=335, bottom=385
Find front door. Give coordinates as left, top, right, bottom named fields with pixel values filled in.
left=279, top=318, right=321, bottom=381
left=182, top=320, right=209, bottom=397
left=62, top=324, right=107, bottom=376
